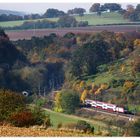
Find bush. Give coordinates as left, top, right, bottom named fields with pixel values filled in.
left=109, top=79, right=125, bottom=88
left=63, top=121, right=94, bottom=134
left=127, top=119, right=140, bottom=136
left=9, top=106, right=51, bottom=128
left=76, top=120, right=94, bottom=133
left=43, top=115, right=52, bottom=129
left=57, top=122, right=63, bottom=129
left=31, top=105, right=46, bottom=125
left=97, top=64, right=108, bottom=73
left=9, top=110, right=35, bottom=127
left=0, top=89, right=26, bottom=121
left=77, top=21, right=88, bottom=27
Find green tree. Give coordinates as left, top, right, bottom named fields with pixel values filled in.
left=60, top=89, right=80, bottom=114
left=136, top=4, right=140, bottom=12
left=90, top=3, right=101, bottom=13
left=57, top=15, right=77, bottom=27
left=70, top=40, right=111, bottom=77
left=43, top=8, right=65, bottom=18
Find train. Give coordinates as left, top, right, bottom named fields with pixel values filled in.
left=84, top=99, right=125, bottom=113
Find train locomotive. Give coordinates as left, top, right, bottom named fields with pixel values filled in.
left=84, top=99, right=125, bottom=113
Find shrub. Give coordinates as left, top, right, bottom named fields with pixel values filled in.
left=110, top=79, right=125, bottom=88
left=57, top=122, right=63, bottom=129
left=76, top=120, right=94, bottom=133
left=9, top=110, right=35, bottom=127
left=97, top=64, right=108, bottom=73
left=63, top=121, right=94, bottom=134
left=127, top=119, right=140, bottom=136
left=43, top=115, right=52, bottom=129
left=0, top=89, right=26, bottom=121
left=31, top=105, right=46, bottom=125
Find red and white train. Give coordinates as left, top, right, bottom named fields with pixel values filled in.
left=84, top=99, right=124, bottom=113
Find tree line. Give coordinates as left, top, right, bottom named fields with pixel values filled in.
left=1, top=3, right=140, bottom=22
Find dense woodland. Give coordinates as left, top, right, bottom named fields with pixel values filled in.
left=0, top=27, right=140, bottom=135
left=0, top=27, right=140, bottom=101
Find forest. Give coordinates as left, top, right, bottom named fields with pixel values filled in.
left=0, top=24, right=140, bottom=136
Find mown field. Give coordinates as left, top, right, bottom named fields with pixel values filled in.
left=0, top=12, right=139, bottom=27
left=43, top=108, right=107, bottom=131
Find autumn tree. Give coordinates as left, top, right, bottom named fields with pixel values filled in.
left=0, top=90, right=26, bottom=121
left=80, top=89, right=88, bottom=103
left=123, top=80, right=136, bottom=93
left=134, top=39, right=140, bottom=48
left=123, top=5, right=139, bottom=21
left=54, top=92, right=63, bottom=112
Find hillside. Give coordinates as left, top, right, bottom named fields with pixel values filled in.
left=79, top=47, right=140, bottom=112
left=0, top=9, right=25, bottom=16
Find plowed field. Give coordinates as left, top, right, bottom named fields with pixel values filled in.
left=6, top=25, right=140, bottom=41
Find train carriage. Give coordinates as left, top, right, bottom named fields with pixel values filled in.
left=84, top=99, right=124, bottom=113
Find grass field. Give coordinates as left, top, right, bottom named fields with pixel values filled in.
left=43, top=108, right=107, bottom=130
left=0, top=12, right=138, bottom=28
left=75, top=12, right=130, bottom=25
left=0, top=17, right=58, bottom=27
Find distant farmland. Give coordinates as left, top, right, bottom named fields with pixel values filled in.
left=6, top=25, right=140, bottom=41
left=1, top=12, right=140, bottom=28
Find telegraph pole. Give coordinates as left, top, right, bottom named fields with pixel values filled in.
left=43, top=87, right=46, bottom=97
left=38, top=83, right=41, bottom=96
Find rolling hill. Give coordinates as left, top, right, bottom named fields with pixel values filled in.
left=0, top=9, right=25, bottom=16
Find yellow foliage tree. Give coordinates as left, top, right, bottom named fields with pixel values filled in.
left=100, top=83, right=109, bottom=90
left=31, top=52, right=40, bottom=63
left=123, top=80, right=135, bottom=92
left=79, top=81, right=86, bottom=89
left=91, top=83, right=95, bottom=90
left=95, top=88, right=102, bottom=95
left=134, top=39, right=140, bottom=48
left=80, top=89, right=88, bottom=103
left=54, top=92, right=63, bottom=112
left=120, top=64, right=125, bottom=72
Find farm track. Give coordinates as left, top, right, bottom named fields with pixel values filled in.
left=6, top=25, right=140, bottom=41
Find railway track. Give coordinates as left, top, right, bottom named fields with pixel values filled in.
left=83, top=107, right=138, bottom=121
